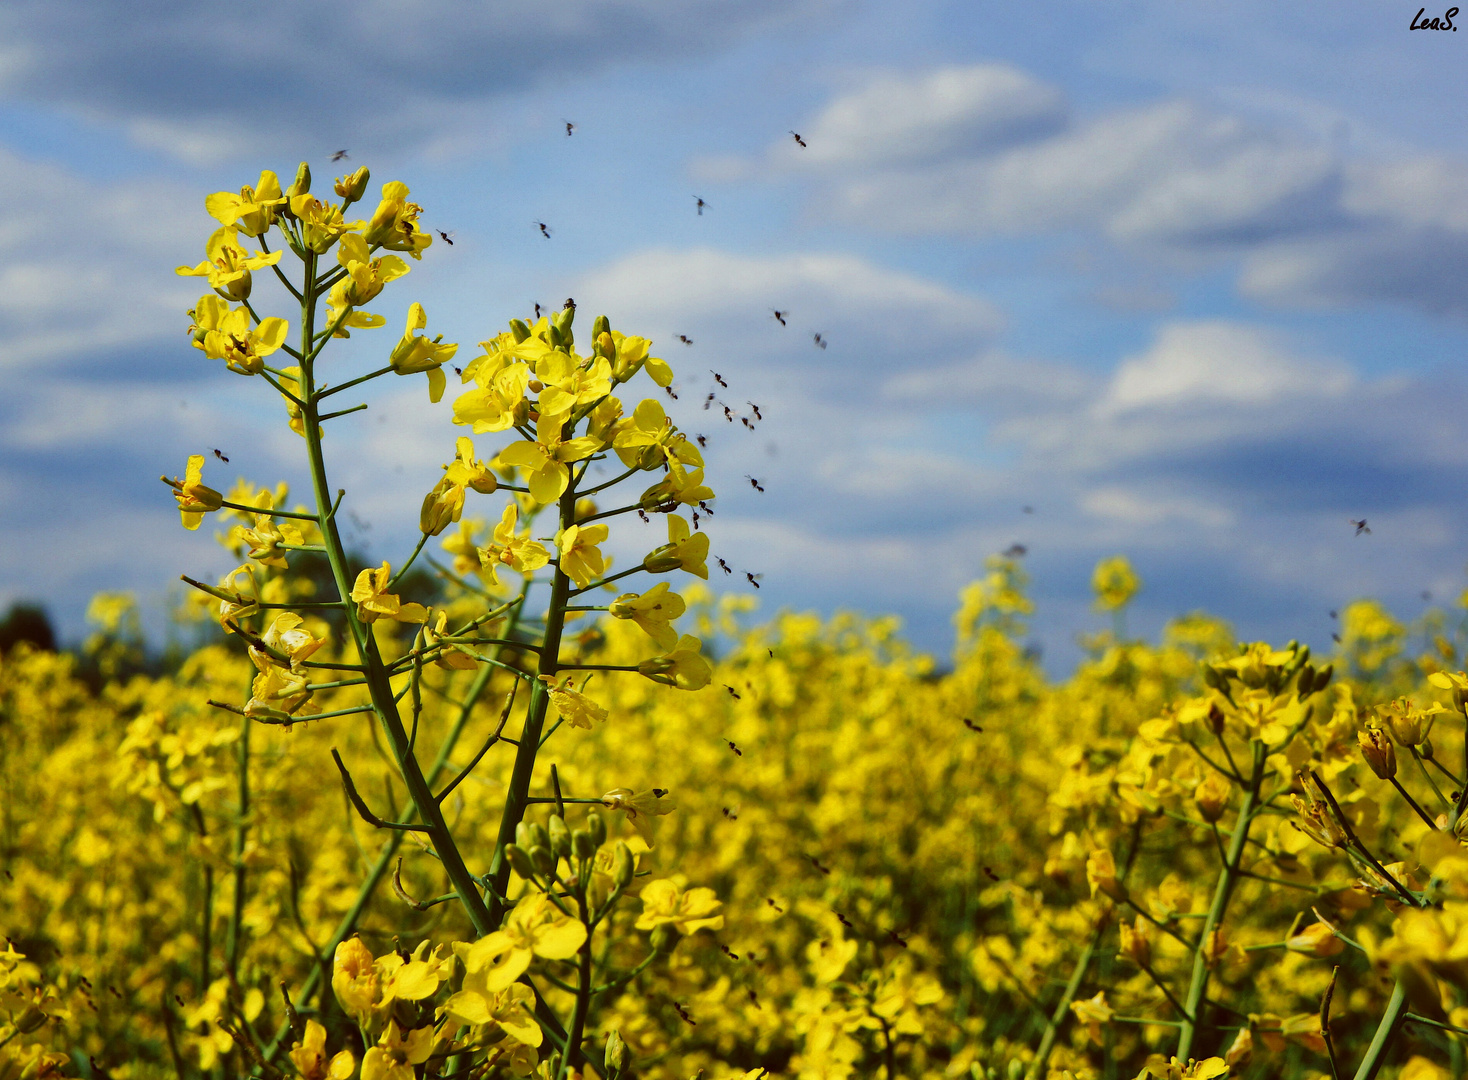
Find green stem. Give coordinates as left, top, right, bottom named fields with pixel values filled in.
left=1176, top=740, right=1264, bottom=1061
left=1351, top=982, right=1407, bottom=1080
left=483, top=475, right=576, bottom=928
left=226, top=702, right=251, bottom=981
left=296, top=251, right=491, bottom=935
left=555, top=902, right=594, bottom=1080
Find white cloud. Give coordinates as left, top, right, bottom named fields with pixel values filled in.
left=1097, top=320, right=1352, bottom=417
left=787, top=64, right=1065, bottom=169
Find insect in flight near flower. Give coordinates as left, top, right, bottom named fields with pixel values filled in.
left=710, top=370, right=726, bottom=387
left=1350, top=518, right=1371, bottom=535
left=331, top=149, right=349, bottom=162
left=813, top=333, right=827, bottom=350
left=746, top=572, right=762, bottom=588
left=716, top=557, right=732, bottom=575
left=564, top=120, right=575, bottom=136
left=534, top=221, right=551, bottom=239
left=436, top=230, right=455, bottom=245
left=676, top=335, right=693, bottom=346
left=695, top=196, right=708, bottom=216
left=789, top=131, right=806, bottom=148
left=747, top=402, right=762, bottom=421
left=212, top=449, right=229, bottom=463
left=772, top=309, right=787, bottom=326
left=744, top=475, right=764, bottom=492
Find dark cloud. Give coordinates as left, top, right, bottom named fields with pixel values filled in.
left=0, top=0, right=838, bottom=160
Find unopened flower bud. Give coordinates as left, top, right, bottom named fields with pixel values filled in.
left=517, top=821, right=549, bottom=851
left=335, top=166, right=370, bottom=203
left=1359, top=728, right=1397, bottom=779
left=586, top=811, right=607, bottom=847
left=1206, top=701, right=1225, bottom=735
left=1286, top=921, right=1344, bottom=958
left=1006, top=1061, right=1024, bottom=1080
left=1421, top=736, right=1435, bottom=760
left=613, top=841, right=634, bottom=888
left=1118, top=916, right=1151, bottom=968
left=1085, top=849, right=1127, bottom=903
left=604, top=1030, right=626, bottom=1074
left=547, top=815, right=571, bottom=858
left=1226, top=1028, right=1254, bottom=1070
left=1194, top=772, right=1231, bottom=823
left=509, top=318, right=531, bottom=342
left=529, top=844, right=555, bottom=875
left=592, top=314, right=611, bottom=339
left=288, top=161, right=312, bottom=199
left=505, top=843, right=536, bottom=879
left=572, top=829, right=595, bottom=860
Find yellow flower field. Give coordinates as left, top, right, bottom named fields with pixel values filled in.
left=2, top=165, right=1466, bottom=1080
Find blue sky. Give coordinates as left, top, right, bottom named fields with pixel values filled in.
left=3, top=0, right=1468, bottom=670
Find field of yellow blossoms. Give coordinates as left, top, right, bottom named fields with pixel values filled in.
left=4, top=165, right=1468, bottom=1080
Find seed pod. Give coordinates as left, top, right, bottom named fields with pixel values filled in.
left=572, top=829, right=595, bottom=860
left=505, top=843, right=536, bottom=880
left=613, top=841, right=634, bottom=888
left=547, top=815, right=571, bottom=858
left=529, top=844, right=555, bottom=876
left=586, top=811, right=607, bottom=847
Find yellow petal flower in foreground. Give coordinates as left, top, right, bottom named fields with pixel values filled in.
left=360, top=1021, right=433, bottom=1080
left=601, top=787, right=676, bottom=845
left=642, top=515, right=708, bottom=579
left=636, top=879, right=724, bottom=935
left=609, top=582, right=685, bottom=650
left=350, top=562, right=429, bottom=625
left=288, top=1019, right=355, bottom=1080
left=458, top=893, right=587, bottom=993
left=556, top=523, right=609, bottom=588
left=331, top=937, right=381, bottom=1030
left=389, top=302, right=457, bottom=402
left=250, top=612, right=325, bottom=672
left=175, top=226, right=283, bottom=301
left=205, top=169, right=284, bottom=235
left=440, top=981, right=541, bottom=1047
left=539, top=676, right=608, bottom=729
left=476, top=503, right=551, bottom=585
left=637, top=634, right=712, bottom=691
left=167, top=455, right=224, bottom=530
left=498, top=415, right=602, bottom=505
left=363, top=180, right=432, bottom=258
